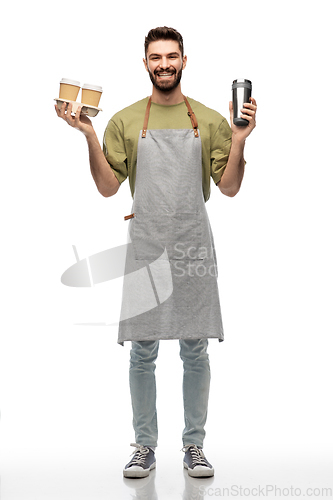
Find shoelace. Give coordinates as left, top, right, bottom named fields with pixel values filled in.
left=129, top=442, right=150, bottom=466
left=182, top=444, right=208, bottom=466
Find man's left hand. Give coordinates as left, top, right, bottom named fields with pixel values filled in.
left=229, top=97, right=257, bottom=142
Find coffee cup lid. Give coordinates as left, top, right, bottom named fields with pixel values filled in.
left=82, top=83, right=103, bottom=92
left=60, top=78, right=81, bottom=87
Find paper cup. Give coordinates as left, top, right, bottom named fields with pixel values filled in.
left=81, top=83, right=103, bottom=107
left=59, top=78, right=81, bottom=101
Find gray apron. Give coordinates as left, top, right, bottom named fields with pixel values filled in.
left=118, top=97, right=223, bottom=344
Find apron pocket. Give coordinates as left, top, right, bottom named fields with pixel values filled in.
left=169, top=213, right=203, bottom=261
left=130, top=213, right=203, bottom=261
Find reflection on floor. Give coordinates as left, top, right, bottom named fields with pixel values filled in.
left=2, top=448, right=332, bottom=500
left=123, top=467, right=215, bottom=500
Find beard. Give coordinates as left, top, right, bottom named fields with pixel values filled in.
left=148, top=66, right=183, bottom=92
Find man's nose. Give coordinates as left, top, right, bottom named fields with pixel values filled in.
left=159, top=57, right=170, bottom=69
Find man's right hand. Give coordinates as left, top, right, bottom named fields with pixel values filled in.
left=55, top=101, right=94, bottom=137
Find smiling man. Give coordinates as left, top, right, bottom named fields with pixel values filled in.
left=145, top=43, right=185, bottom=92
left=55, top=26, right=257, bottom=479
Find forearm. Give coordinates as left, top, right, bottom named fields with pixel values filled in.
left=217, top=136, right=245, bottom=197
left=85, top=130, right=120, bottom=197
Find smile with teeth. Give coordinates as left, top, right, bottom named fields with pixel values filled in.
left=157, top=72, right=174, bottom=78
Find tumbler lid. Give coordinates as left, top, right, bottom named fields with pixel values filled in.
left=232, top=79, right=252, bottom=90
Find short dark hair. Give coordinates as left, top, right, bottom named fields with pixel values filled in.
left=144, top=27, right=184, bottom=59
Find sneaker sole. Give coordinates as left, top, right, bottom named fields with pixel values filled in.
left=183, top=461, right=214, bottom=478
left=123, top=462, right=156, bottom=478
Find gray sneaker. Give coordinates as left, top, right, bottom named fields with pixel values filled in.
left=123, top=443, right=156, bottom=478
left=182, top=444, right=214, bottom=477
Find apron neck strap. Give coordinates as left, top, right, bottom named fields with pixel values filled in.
left=183, top=95, right=199, bottom=138
left=142, top=97, right=152, bottom=138
left=141, top=95, right=199, bottom=138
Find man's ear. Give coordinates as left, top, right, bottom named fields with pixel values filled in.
left=182, top=55, right=187, bottom=70
left=143, top=58, right=149, bottom=72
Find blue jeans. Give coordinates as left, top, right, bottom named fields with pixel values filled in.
left=129, top=339, right=210, bottom=448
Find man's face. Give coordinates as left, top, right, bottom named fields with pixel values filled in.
left=144, top=40, right=187, bottom=92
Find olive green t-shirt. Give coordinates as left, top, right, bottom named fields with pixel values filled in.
left=103, top=97, right=232, bottom=202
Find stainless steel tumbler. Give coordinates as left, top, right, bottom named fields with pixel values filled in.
left=232, top=79, right=252, bottom=126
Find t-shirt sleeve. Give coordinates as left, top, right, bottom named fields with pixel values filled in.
left=102, top=119, right=128, bottom=185
left=210, top=118, right=232, bottom=185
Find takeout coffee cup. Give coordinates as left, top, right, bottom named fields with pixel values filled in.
left=81, top=83, right=103, bottom=107
left=59, top=78, right=81, bottom=101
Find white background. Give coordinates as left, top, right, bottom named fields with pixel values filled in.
left=1, top=0, right=332, bottom=498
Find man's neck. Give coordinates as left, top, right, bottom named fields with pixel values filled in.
left=151, top=85, right=184, bottom=105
